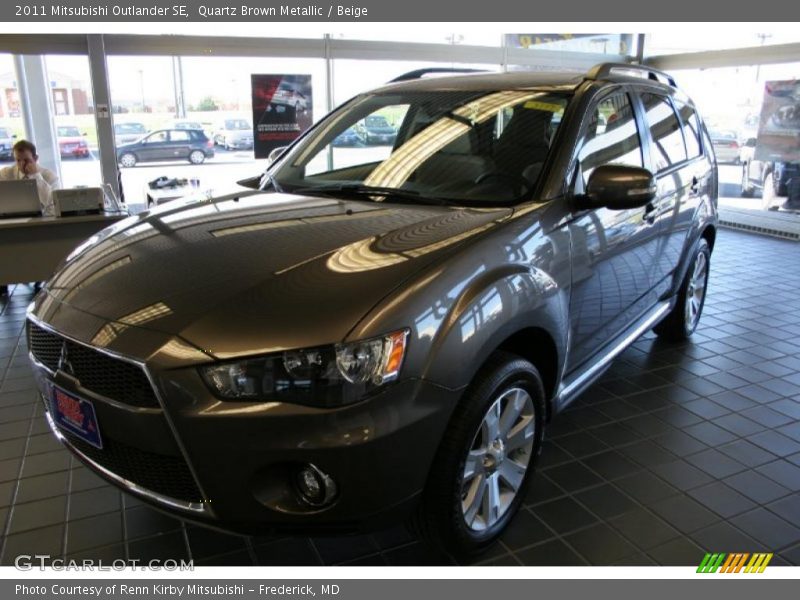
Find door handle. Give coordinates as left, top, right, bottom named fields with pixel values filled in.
left=690, top=176, right=700, bottom=195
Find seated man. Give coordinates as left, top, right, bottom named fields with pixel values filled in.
left=0, top=139, right=59, bottom=296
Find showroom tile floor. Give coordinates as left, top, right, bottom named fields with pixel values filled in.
left=1, top=228, right=800, bottom=567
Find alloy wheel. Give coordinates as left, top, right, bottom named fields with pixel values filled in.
left=461, top=387, right=535, bottom=532
left=684, top=251, right=707, bottom=331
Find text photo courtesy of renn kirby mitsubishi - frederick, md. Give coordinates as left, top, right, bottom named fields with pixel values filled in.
left=1, top=3, right=800, bottom=598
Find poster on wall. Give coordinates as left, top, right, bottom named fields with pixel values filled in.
left=754, top=79, right=800, bottom=162
left=251, top=74, right=313, bottom=159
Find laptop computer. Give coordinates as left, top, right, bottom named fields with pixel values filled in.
left=0, top=179, right=41, bottom=218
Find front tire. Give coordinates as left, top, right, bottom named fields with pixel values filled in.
left=413, top=352, right=545, bottom=559
left=654, top=238, right=710, bottom=341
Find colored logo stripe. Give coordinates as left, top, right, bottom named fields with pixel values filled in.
left=697, top=553, right=772, bottom=573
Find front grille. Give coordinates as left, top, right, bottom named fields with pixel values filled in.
left=27, top=321, right=160, bottom=408
left=62, top=428, right=203, bottom=504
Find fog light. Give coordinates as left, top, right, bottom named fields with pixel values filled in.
left=295, top=464, right=337, bottom=507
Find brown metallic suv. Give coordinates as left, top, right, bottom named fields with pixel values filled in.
left=28, top=63, right=717, bottom=558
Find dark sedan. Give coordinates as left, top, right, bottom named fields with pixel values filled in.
left=117, top=128, right=214, bottom=167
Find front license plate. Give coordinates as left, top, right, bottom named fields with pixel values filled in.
left=51, top=387, right=103, bottom=449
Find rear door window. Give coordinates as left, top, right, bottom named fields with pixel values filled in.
left=640, top=93, right=687, bottom=171
left=674, top=100, right=702, bottom=159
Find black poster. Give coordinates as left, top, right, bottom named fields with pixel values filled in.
left=251, top=74, right=313, bottom=159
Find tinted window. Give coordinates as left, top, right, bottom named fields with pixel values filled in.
left=675, top=101, right=701, bottom=158
left=578, top=92, right=642, bottom=185
left=640, top=93, right=687, bottom=171
left=275, top=90, right=569, bottom=204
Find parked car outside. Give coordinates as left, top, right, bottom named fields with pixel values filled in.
left=738, top=134, right=757, bottom=166
left=708, top=129, right=740, bottom=164
left=57, top=125, right=90, bottom=158
left=28, top=64, right=717, bottom=558
left=332, top=127, right=365, bottom=147
left=113, top=122, right=147, bottom=146
left=172, top=120, right=205, bottom=131
left=0, top=126, right=15, bottom=160
left=360, top=114, right=397, bottom=145
left=213, top=118, right=253, bottom=150
left=116, top=128, right=214, bottom=167
left=271, top=82, right=308, bottom=112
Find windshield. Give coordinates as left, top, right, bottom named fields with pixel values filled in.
left=58, top=126, right=81, bottom=137
left=268, top=90, right=570, bottom=204
left=366, top=115, right=391, bottom=128
left=116, top=123, right=146, bottom=134
left=225, top=119, right=250, bottom=130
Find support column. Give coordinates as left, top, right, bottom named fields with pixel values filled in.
left=13, top=54, right=61, bottom=180
left=86, top=34, right=121, bottom=204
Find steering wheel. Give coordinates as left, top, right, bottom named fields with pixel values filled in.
left=474, top=171, right=531, bottom=195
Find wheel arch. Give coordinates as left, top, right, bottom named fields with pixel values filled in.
left=416, top=266, right=568, bottom=422
left=488, top=327, right=560, bottom=421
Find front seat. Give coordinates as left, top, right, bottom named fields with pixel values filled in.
left=493, top=108, right=553, bottom=185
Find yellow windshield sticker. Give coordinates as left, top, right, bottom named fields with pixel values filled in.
left=523, top=100, right=563, bottom=113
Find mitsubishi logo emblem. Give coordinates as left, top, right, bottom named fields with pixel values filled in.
left=58, top=342, right=75, bottom=376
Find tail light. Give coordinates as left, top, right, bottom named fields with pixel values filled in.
left=206, top=140, right=213, bottom=148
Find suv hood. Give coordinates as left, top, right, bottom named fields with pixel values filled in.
left=36, top=190, right=511, bottom=359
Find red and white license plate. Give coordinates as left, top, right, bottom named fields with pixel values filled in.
left=51, top=386, right=103, bottom=449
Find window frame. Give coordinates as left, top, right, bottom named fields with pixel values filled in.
left=632, top=88, right=692, bottom=175
left=570, top=86, right=646, bottom=194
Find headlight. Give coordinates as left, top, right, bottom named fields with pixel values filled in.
left=200, top=329, right=409, bottom=407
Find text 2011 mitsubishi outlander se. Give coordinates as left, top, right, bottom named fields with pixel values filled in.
left=28, top=63, right=717, bottom=557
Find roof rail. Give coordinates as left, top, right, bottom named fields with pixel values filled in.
left=586, top=62, right=678, bottom=88
left=388, top=68, right=488, bottom=83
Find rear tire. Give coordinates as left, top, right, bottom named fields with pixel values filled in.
left=412, top=352, right=545, bottom=560
left=654, top=238, right=710, bottom=341
left=189, top=150, right=205, bottom=164
left=119, top=153, right=136, bottom=168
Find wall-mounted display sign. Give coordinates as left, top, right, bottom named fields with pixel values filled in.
left=251, top=74, right=312, bottom=159
left=755, top=79, right=800, bottom=162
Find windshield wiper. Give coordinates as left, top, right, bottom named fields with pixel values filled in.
left=292, top=184, right=449, bottom=206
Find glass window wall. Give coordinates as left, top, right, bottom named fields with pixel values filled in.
left=107, top=55, right=326, bottom=211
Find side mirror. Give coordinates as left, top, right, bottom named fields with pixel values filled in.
left=268, top=146, right=287, bottom=164
left=576, top=164, right=656, bottom=211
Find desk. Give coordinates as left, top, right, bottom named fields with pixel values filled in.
left=0, top=214, right=127, bottom=284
